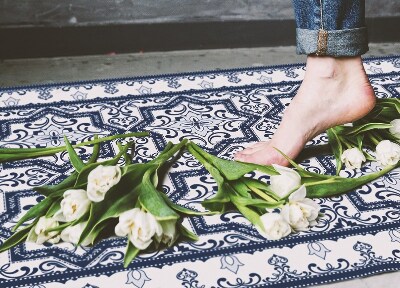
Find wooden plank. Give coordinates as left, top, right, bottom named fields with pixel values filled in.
left=1, top=16, right=399, bottom=59
left=0, top=0, right=398, bottom=28
left=1, top=42, right=398, bottom=88
left=0, top=0, right=293, bottom=27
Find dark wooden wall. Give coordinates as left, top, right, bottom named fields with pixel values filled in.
left=1, top=0, right=399, bottom=27
left=0, top=0, right=399, bottom=59
left=0, top=0, right=293, bottom=27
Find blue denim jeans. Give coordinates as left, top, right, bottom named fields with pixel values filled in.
left=293, top=0, right=368, bottom=56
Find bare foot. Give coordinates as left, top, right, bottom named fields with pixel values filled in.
left=234, top=55, right=376, bottom=166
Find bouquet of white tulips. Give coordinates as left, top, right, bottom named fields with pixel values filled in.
left=0, top=138, right=206, bottom=267
left=328, top=98, right=400, bottom=173
left=186, top=142, right=398, bottom=240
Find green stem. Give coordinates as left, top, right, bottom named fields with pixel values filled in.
left=370, top=130, right=384, bottom=142
left=305, top=162, right=399, bottom=198
left=0, top=131, right=149, bottom=163
left=1, top=132, right=148, bottom=153
left=248, top=185, right=278, bottom=203
left=296, top=144, right=332, bottom=161
left=341, top=138, right=354, bottom=150
left=368, top=133, right=381, bottom=146
left=186, top=143, right=215, bottom=172
left=151, top=139, right=188, bottom=165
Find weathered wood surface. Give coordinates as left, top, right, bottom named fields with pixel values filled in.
left=3, top=43, right=399, bottom=87
left=0, top=0, right=398, bottom=28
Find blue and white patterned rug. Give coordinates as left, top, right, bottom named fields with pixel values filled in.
left=1, top=56, right=400, bottom=288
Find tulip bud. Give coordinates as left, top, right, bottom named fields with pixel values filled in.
left=389, top=119, right=400, bottom=139
left=340, top=148, right=366, bottom=169
left=61, top=222, right=93, bottom=246
left=270, top=164, right=301, bottom=198
left=87, top=165, right=121, bottom=202
left=53, top=189, right=91, bottom=222
left=115, top=208, right=162, bottom=250
left=27, top=216, right=60, bottom=245
left=256, top=213, right=291, bottom=240
left=376, top=140, right=400, bottom=167
left=281, top=185, right=320, bottom=231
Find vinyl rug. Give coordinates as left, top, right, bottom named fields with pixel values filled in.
left=1, top=56, right=400, bottom=288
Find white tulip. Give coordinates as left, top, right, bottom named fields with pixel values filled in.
left=256, top=213, right=291, bottom=240
left=281, top=185, right=320, bottom=231
left=270, top=164, right=301, bottom=198
left=156, top=220, right=178, bottom=246
left=340, top=148, right=366, bottom=169
left=53, top=189, right=91, bottom=222
left=60, top=222, right=93, bottom=246
left=87, top=165, right=122, bottom=202
left=389, top=119, right=400, bottom=139
left=376, top=140, right=400, bottom=167
left=26, top=216, right=60, bottom=245
left=115, top=208, right=162, bottom=250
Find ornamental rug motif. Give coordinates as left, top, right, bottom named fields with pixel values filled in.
left=0, top=56, right=400, bottom=288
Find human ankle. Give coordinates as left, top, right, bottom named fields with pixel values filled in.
left=305, top=55, right=364, bottom=79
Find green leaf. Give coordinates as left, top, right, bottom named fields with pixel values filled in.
left=201, top=182, right=234, bottom=213
left=0, top=131, right=149, bottom=164
left=201, top=201, right=228, bottom=214
left=364, top=151, right=375, bottom=161
left=344, top=123, right=393, bottom=136
left=186, top=143, right=235, bottom=213
left=273, top=147, right=332, bottom=179
left=376, top=98, right=400, bottom=115
left=0, top=222, right=36, bottom=253
left=23, top=185, right=85, bottom=231
left=46, top=212, right=88, bottom=233
left=45, top=200, right=61, bottom=217
left=13, top=197, right=54, bottom=232
left=187, top=142, right=277, bottom=180
left=178, top=224, right=199, bottom=242
left=87, top=135, right=100, bottom=164
left=34, top=171, right=79, bottom=197
left=327, top=128, right=343, bottom=176
left=150, top=139, right=188, bottom=165
left=305, top=163, right=399, bottom=198
left=356, top=134, right=364, bottom=151
left=139, top=170, right=179, bottom=221
left=88, top=220, right=111, bottom=245
left=78, top=163, right=155, bottom=244
left=186, top=143, right=225, bottom=183
left=124, top=240, right=140, bottom=268
left=117, top=141, right=133, bottom=165
left=230, top=197, right=263, bottom=228
left=379, top=130, right=400, bottom=145
left=75, top=141, right=134, bottom=187
left=63, top=136, right=85, bottom=172
left=148, top=142, right=174, bottom=164
left=230, top=180, right=252, bottom=198
left=159, top=193, right=213, bottom=216
left=240, top=178, right=280, bottom=200
left=230, top=194, right=284, bottom=209
left=45, top=221, right=73, bottom=233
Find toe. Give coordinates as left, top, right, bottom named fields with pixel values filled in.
left=235, top=151, right=269, bottom=166
left=234, top=146, right=291, bottom=166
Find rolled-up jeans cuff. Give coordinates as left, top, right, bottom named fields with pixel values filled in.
left=296, top=27, right=369, bottom=57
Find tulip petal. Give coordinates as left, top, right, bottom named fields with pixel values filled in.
left=288, top=185, right=306, bottom=202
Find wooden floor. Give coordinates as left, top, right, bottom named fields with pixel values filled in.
left=1, top=43, right=400, bottom=287
left=0, top=43, right=399, bottom=88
